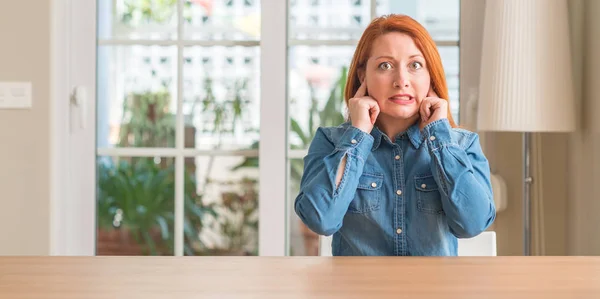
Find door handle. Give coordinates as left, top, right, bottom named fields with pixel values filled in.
left=71, top=86, right=87, bottom=129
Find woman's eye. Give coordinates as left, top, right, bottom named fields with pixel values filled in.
left=411, top=61, right=423, bottom=70
left=378, top=62, right=392, bottom=70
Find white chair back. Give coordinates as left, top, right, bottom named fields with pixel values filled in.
left=457, top=231, right=497, bottom=256
left=319, top=235, right=333, bottom=256
left=318, top=231, right=497, bottom=256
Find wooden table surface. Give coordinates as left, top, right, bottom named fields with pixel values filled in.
left=1, top=256, right=600, bottom=299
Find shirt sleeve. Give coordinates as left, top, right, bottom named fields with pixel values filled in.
left=294, top=126, right=374, bottom=236
left=422, top=119, right=497, bottom=238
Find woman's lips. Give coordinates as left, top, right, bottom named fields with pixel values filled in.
left=388, top=95, right=415, bottom=105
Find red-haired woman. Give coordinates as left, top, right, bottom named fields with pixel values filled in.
left=294, top=14, right=496, bottom=256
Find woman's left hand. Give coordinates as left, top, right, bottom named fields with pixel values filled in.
left=419, top=87, right=448, bottom=127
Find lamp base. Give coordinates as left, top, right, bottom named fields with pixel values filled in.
left=523, top=132, right=533, bottom=256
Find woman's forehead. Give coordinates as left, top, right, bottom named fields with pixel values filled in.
left=369, top=32, right=423, bottom=59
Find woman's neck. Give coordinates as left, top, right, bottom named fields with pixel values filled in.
left=375, top=114, right=420, bottom=142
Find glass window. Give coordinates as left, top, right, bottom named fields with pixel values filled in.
left=97, top=0, right=261, bottom=256
left=183, top=46, right=260, bottom=150
left=289, top=0, right=371, bottom=40
left=99, top=0, right=178, bottom=40
left=183, top=0, right=261, bottom=40
left=376, top=0, right=460, bottom=41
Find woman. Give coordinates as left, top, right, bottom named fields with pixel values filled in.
left=294, top=14, right=496, bottom=256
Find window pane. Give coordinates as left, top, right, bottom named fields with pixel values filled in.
left=183, top=46, right=260, bottom=150
left=289, top=0, right=371, bottom=40
left=376, top=0, right=460, bottom=41
left=186, top=156, right=259, bottom=256
left=96, top=156, right=175, bottom=256
left=97, top=46, right=177, bottom=148
left=288, top=46, right=354, bottom=150
left=183, top=0, right=261, bottom=40
left=98, top=0, right=178, bottom=40
left=288, top=158, right=320, bottom=256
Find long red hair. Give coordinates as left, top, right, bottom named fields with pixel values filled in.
left=344, top=14, right=457, bottom=128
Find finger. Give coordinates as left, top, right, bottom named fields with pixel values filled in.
left=432, top=98, right=445, bottom=111
left=425, top=101, right=432, bottom=119
left=428, top=86, right=438, bottom=98
left=427, top=97, right=441, bottom=108
left=354, top=79, right=367, bottom=98
left=428, top=97, right=447, bottom=115
left=420, top=99, right=431, bottom=121
left=370, top=103, right=380, bottom=125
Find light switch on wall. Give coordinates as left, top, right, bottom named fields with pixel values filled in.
left=0, top=82, right=32, bottom=109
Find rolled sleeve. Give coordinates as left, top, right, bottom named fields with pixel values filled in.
left=335, top=125, right=374, bottom=160
left=423, top=119, right=458, bottom=150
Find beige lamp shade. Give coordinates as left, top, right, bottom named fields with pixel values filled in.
left=477, top=0, right=576, bottom=132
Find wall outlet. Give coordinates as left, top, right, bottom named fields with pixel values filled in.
left=0, top=82, right=32, bottom=109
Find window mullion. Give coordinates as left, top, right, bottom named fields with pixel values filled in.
left=174, top=0, right=185, bottom=257
left=371, top=0, right=377, bottom=20
left=259, top=0, right=288, bottom=256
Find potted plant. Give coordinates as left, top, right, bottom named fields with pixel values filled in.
left=97, top=86, right=215, bottom=255
left=97, top=72, right=260, bottom=255
left=205, top=177, right=259, bottom=256
left=96, top=157, right=216, bottom=255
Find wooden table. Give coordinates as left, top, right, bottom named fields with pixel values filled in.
left=1, top=256, right=599, bottom=299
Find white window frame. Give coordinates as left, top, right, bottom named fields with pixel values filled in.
left=50, top=0, right=480, bottom=256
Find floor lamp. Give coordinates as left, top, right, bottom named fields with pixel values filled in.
left=476, top=0, right=576, bottom=255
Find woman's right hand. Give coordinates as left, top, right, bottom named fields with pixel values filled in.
left=348, top=80, right=380, bottom=133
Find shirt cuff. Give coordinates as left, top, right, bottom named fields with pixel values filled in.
left=423, top=119, right=457, bottom=150
left=335, top=125, right=374, bottom=157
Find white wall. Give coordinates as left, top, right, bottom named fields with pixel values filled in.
left=0, top=0, right=51, bottom=255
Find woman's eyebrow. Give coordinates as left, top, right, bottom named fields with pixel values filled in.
left=373, top=54, right=423, bottom=60
left=373, top=55, right=395, bottom=60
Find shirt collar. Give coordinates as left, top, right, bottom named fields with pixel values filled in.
left=370, top=121, right=424, bottom=151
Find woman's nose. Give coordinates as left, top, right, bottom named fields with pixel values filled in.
left=394, top=70, right=410, bottom=88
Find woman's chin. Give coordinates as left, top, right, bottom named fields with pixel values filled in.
left=382, top=109, right=419, bottom=121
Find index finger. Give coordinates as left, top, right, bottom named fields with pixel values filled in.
left=354, top=79, right=367, bottom=98
left=427, top=86, right=438, bottom=98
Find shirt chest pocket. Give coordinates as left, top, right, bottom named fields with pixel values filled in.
left=415, top=175, right=444, bottom=215
left=348, top=172, right=383, bottom=214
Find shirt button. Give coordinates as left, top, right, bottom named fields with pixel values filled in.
left=429, top=136, right=436, bottom=141
left=395, top=155, right=400, bottom=160
left=396, top=228, right=402, bottom=234
left=396, top=190, right=402, bottom=195
left=371, top=182, right=377, bottom=188
left=421, top=183, right=427, bottom=189
left=351, top=139, right=357, bottom=144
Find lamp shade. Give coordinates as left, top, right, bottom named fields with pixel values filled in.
left=477, top=0, right=576, bottom=132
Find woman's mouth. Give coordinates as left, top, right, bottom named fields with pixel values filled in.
left=388, top=94, right=415, bottom=105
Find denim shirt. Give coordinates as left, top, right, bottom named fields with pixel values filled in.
left=294, top=118, right=496, bottom=256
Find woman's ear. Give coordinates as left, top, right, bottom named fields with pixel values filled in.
left=358, top=69, right=365, bottom=84
left=361, top=75, right=369, bottom=96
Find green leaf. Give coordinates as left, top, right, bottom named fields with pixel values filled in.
left=156, top=216, right=170, bottom=240
left=230, top=157, right=258, bottom=171
left=141, top=231, right=158, bottom=255
left=290, top=118, right=308, bottom=145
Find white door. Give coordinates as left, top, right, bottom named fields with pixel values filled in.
left=53, top=0, right=287, bottom=256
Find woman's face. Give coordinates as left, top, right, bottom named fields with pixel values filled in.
left=361, top=32, right=431, bottom=122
